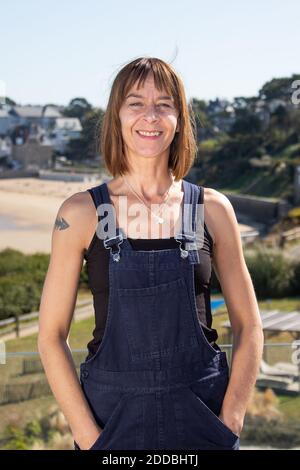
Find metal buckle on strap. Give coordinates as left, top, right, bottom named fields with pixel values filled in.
left=175, top=232, right=197, bottom=258
left=175, top=232, right=196, bottom=242
left=175, top=234, right=189, bottom=259
left=112, top=251, right=121, bottom=262
left=103, top=234, right=123, bottom=249
left=103, top=233, right=123, bottom=262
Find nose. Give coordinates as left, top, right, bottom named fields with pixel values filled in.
left=142, top=104, right=159, bottom=122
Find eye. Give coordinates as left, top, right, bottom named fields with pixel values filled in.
left=128, top=102, right=171, bottom=109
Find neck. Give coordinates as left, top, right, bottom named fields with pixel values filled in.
left=122, top=170, right=175, bottom=201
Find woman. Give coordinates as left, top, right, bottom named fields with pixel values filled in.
left=38, top=57, right=264, bottom=450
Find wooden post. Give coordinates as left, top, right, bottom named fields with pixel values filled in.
left=15, top=313, right=20, bottom=338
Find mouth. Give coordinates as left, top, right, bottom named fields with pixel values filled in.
left=136, top=130, right=163, bottom=140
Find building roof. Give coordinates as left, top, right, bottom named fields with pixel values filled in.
left=14, top=106, right=44, bottom=118
left=42, top=106, right=62, bottom=118
left=13, top=105, right=62, bottom=118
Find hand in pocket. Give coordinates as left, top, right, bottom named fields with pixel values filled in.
left=75, top=426, right=103, bottom=450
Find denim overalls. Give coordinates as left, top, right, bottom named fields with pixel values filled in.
left=74, top=179, right=240, bottom=450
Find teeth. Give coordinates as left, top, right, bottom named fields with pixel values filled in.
left=137, top=131, right=161, bottom=136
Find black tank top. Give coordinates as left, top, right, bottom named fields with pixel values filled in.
left=83, top=184, right=219, bottom=360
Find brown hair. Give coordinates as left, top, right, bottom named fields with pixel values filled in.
left=99, top=57, right=198, bottom=181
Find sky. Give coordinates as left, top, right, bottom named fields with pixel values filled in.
left=1, top=0, right=299, bottom=110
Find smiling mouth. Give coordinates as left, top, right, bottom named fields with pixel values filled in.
left=136, top=130, right=163, bottom=138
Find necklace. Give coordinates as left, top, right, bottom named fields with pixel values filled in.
left=122, top=172, right=175, bottom=224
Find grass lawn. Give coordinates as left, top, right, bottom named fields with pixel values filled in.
left=278, top=394, right=300, bottom=422
left=0, top=395, right=57, bottom=436
left=258, top=297, right=300, bottom=312
left=5, top=289, right=94, bottom=354
left=5, top=316, right=95, bottom=354
left=5, top=316, right=96, bottom=354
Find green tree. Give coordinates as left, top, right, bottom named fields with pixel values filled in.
left=65, top=108, right=104, bottom=161
left=259, top=74, right=300, bottom=101
left=62, top=97, right=93, bottom=120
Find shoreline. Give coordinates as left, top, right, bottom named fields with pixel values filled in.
left=0, top=177, right=102, bottom=254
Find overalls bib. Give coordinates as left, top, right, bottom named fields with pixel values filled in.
left=75, top=179, right=240, bottom=450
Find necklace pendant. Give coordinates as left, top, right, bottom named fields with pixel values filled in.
left=155, top=215, right=164, bottom=224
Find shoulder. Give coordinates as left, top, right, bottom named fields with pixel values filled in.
left=202, top=186, right=234, bottom=211
left=57, top=190, right=95, bottom=220
left=202, top=187, right=239, bottom=246
left=53, top=190, right=97, bottom=251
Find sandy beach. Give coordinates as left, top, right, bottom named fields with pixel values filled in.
left=0, top=177, right=103, bottom=254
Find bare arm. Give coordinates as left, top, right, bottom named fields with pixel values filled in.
left=38, top=192, right=101, bottom=450
left=205, top=188, right=264, bottom=437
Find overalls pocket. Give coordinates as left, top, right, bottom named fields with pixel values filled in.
left=117, top=276, right=197, bottom=361
left=80, top=379, right=139, bottom=450
left=87, top=393, right=128, bottom=450
left=173, top=371, right=240, bottom=449
left=186, top=385, right=240, bottom=442
left=73, top=396, right=124, bottom=451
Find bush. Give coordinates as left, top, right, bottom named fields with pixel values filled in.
left=287, top=206, right=300, bottom=220
left=244, top=248, right=295, bottom=299
left=0, top=249, right=28, bottom=277
left=1, top=408, right=72, bottom=450
left=211, top=246, right=299, bottom=299
left=242, top=415, right=300, bottom=448
left=0, top=248, right=89, bottom=321
left=24, top=420, right=42, bottom=440
left=2, top=425, right=29, bottom=450
left=0, top=275, right=40, bottom=320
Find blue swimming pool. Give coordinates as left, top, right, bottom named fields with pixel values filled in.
left=211, top=299, right=225, bottom=311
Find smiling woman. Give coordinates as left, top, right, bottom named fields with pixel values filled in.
left=38, top=56, right=263, bottom=452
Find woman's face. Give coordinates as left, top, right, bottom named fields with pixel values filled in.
left=118, top=73, right=180, bottom=160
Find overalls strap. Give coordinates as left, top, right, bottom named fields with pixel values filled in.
left=88, top=182, right=123, bottom=259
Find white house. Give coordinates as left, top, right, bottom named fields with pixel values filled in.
left=48, top=117, right=82, bottom=154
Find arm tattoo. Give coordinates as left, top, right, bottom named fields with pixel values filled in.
left=54, top=216, right=70, bottom=230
